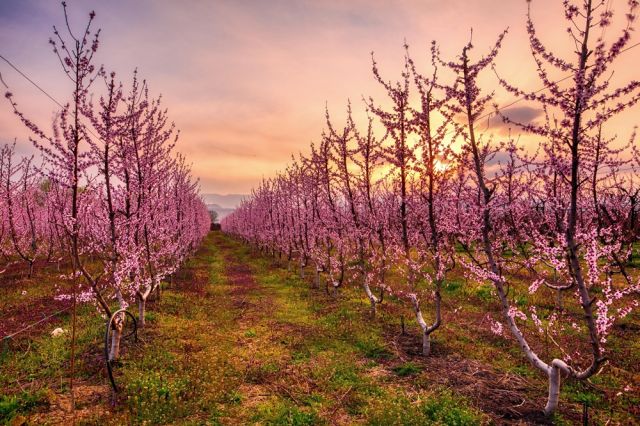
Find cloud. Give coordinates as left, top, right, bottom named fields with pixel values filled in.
left=1, top=0, right=638, bottom=194
left=480, top=106, right=544, bottom=136
left=500, top=106, right=544, bottom=124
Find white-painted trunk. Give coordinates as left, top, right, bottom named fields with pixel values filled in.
left=137, top=286, right=152, bottom=328
left=109, top=319, right=123, bottom=361
left=409, top=294, right=437, bottom=357
left=369, top=297, right=377, bottom=318
left=556, top=289, right=563, bottom=310
left=499, top=297, right=574, bottom=416
left=138, top=296, right=146, bottom=328
left=332, top=281, right=340, bottom=297
left=545, top=367, right=561, bottom=415
left=544, top=359, right=569, bottom=415
left=363, top=279, right=379, bottom=318
left=109, top=291, right=128, bottom=361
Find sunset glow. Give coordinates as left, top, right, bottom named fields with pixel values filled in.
left=2, top=0, right=638, bottom=194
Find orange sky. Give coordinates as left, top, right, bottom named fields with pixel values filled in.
left=1, top=0, right=638, bottom=194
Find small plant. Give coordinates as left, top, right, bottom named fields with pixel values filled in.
left=355, top=339, right=392, bottom=360
left=474, top=285, right=493, bottom=303
left=391, top=362, right=422, bottom=377
left=0, top=391, right=47, bottom=423
left=442, top=280, right=462, bottom=295
left=420, top=391, right=482, bottom=425
left=144, top=311, right=157, bottom=323
left=126, top=371, right=189, bottom=423
left=566, top=382, right=602, bottom=408
left=224, top=390, right=243, bottom=405
left=366, top=391, right=483, bottom=426
left=253, top=400, right=319, bottom=426
left=514, top=294, right=528, bottom=307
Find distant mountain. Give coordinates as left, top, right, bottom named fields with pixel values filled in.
left=202, top=194, right=247, bottom=223
left=206, top=203, right=236, bottom=222
left=201, top=193, right=247, bottom=209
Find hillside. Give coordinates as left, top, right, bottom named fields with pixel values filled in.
left=203, top=194, right=247, bottom=222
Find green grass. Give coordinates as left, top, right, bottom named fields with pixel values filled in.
left=0, top=390, right=48, bottom=424
left=474, top=284, right=494, bottom=303
left=2, top=231, right=639, bottom=425
left=391, top=362, right=423, bottom=377
left=355, top=338, right=393, bottom=360
left=442, top=279, right=463, bottom=295
left=365, top=390, right=485, bottom=425
left=0, top=303, right=107, bottom=390
left=252, top=399, right=321, bottom=425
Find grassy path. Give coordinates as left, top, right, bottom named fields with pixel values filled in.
left=8, top=231, right=634, bottom=424
left=106, top=231, right=486, bottom=425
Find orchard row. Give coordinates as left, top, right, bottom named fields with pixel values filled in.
left=2, top=4, right=210, bottom=359
left=222, top=0, right=640, bottom=416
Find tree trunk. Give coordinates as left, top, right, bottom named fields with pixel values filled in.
left=138, top=295, right=146, bottom=328
left=363, top=278, right=379, bottom=318
left=109, top=317, right=124, bottom=361
left=312, top=264, right=320, bottom=289
left=409, top=294, right=440, bottom=356
left=422, top=332, right=432, bottom=356
left=331, top=281, right=340, bottom=297
left=544, top=360, right=569, bottom=415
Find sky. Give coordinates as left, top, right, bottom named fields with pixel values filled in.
left=0, top=0, right=638, bottom=194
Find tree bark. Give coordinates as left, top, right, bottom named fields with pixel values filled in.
left=409, top=293, right=440, bottom=356
left=363, top=277, right=379, bottom=318
left=109, top=320, right=123, bottom=361
left=312, top=263, right=320, bottom=289
left=138, top=295, right=147, bottom=328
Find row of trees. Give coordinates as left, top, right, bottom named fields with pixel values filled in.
left=0, top=144, right=59, bottom=278
left=222, top=0, right=640, bottom=415
left=2, top=4, right=210, bottom=360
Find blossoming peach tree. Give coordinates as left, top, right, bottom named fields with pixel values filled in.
left=222, top=0, right=640, bottom=415
left=4, top=4, right=210, bottom=360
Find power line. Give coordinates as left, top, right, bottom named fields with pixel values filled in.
left=472, top=41, right=640, bottom=132
left=2, top=305, right=72, bottom=340
left=0, top=53, right=236, bottom=185
left=0, top=71, right=8, bottom=89
left=0, top=53, right=105, bottom=142
left=0, top=54, right=64, bottom=108
left=3, top=51, right=314, bottom=162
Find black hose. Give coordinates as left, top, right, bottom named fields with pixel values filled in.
left=104, top=309, right=137, bottom=393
